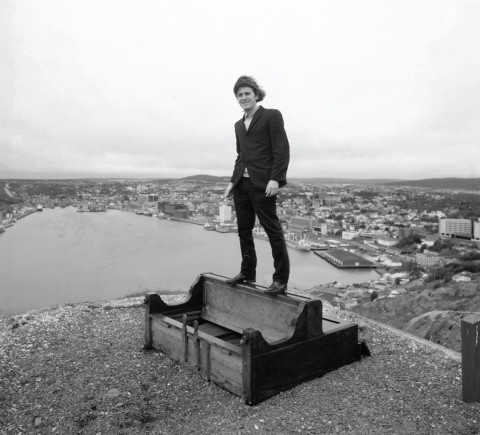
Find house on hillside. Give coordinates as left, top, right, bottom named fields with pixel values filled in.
left=452, top=271, right=473, bottom=283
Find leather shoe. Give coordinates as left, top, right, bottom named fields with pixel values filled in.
left=225, top=273, right=255, bottom=286
left=264, top=282, right=287, bottom=296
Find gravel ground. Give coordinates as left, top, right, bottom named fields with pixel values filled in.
left=0, top=295, right=479, bottom=435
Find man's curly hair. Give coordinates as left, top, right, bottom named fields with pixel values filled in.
left=233, top=75, right=266, bottom=102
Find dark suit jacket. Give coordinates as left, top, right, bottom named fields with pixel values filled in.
left=230, top=106, right=290, bottom=191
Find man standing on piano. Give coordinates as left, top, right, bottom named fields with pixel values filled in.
left=224, top=75, right=290, bottom=296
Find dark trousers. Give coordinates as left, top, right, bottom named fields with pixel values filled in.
left=233, top=178, right=290, bottom=284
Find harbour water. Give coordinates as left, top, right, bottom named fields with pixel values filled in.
left=0, top=207, right=378, bottom=314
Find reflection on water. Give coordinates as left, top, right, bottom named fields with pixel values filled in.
left=0, top=208, right=378, bottom=314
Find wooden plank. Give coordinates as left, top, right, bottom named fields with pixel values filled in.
left=462, top=314, right=480, bottom=402
left=151, top=314, right=242, bottom=356
left=222, top=334, right=242, bottom=346
left=145, top=275, right=204, bottom=315
left=253, top=326, right=360, bottom=404
left=322, top=316, right=354, bottom=334
left=170, top=310, right=202, bottom=320
left=201, top=279, right=303, bottom=343
left=242, top=329, right=261, bottom=405
left=209, top=344, right=243, bottom=397
left=144, top=292, right=171, bottom=349
left=200, top=341, right=211, bottom=381
left=201, top=273, right=310, bottom=303
left=151, top=321, right=183, bottom=361
left=306, top=299, right=324, bottom=338
left=193, top=321, right=200, bottom=370
left=198, top=322, right=234, bottom=337
left=182, top=315, right=188, bottom=362
left=196, top=331, right=242, bottom=356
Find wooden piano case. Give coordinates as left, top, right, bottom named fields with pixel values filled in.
left=144, top=273, right=368, bottom=405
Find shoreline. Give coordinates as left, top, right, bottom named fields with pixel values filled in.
left=0, top=208, right=381, bottom=316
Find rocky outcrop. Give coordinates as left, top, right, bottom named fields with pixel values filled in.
left=349, top=279, right=480, bottom=351
left=350, top=293, right=438, bottom=329
left=404, top=310, right=479, bottom=352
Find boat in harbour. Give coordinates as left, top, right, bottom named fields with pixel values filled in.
left=294, top=238, right=311, bottom=251
left=309, top=242, right=329, bottom=251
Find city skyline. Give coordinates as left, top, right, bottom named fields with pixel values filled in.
left=1, top=1, right=479, bottom=180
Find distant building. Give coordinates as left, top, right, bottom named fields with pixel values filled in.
left=422, top=234, right=440, bottom=246
left=318, top=249, right=375, bottom=269
left=137, top=194, right=149, bottom=204
left=173, top=209, right=189, bottom=219
left=377, top=237, right=397, bottom=247
left=397, top=227, right=413, bottom=240
left=162, top=202, right=190, bottom=218
left=219, top=204, right=232, bottom=223
left=439, top=218, right=472, bottom=239
left=342, top=230, right=360, bottom=240
left=289, top=216, right=313, bottom=233
left=313, top=222, right=328, bottom=235
left=473, top=219, right=480, bottom=241
left=415, top=252, right=444, bottom=268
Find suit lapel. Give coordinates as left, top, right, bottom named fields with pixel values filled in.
left=239, top=119, right=247, bottom=135
left=246, top=106, right=264, bottom=134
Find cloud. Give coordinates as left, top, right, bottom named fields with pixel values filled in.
left=1, top=0, right=479, bottom=179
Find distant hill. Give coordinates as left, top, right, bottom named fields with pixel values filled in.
left=384, top=178, right=480, bottom=191
left=180, top=174, right=230, bottom=183
left=290, top=178, right=401, bottom=186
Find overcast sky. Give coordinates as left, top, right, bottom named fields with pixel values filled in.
left=1, top=0, right=479, bottom=180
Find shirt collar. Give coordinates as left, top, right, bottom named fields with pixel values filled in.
left=244, top=105, right=260, bottom=120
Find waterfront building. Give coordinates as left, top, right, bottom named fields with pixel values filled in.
left=315, top=249, right=375, bottom=269
left=342, top=230, right=360, bottom=240
left=162, top=202, right=190, bottom=218
left=313, top=222, right=328, bottom=236
left=289, top=216, right=313, bottom=233
left=473, top=219, right=480, bottom=241
left=439, top=218, right=472, bottom=239
left=173, top=209, right=189, bottom=219
left=219, top=204, right=232, bottom=223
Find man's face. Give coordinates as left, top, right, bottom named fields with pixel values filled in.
left=236, top=86, right=258, bottom=112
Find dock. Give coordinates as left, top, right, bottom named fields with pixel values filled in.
left=314, top=248, right=376, bottom=269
